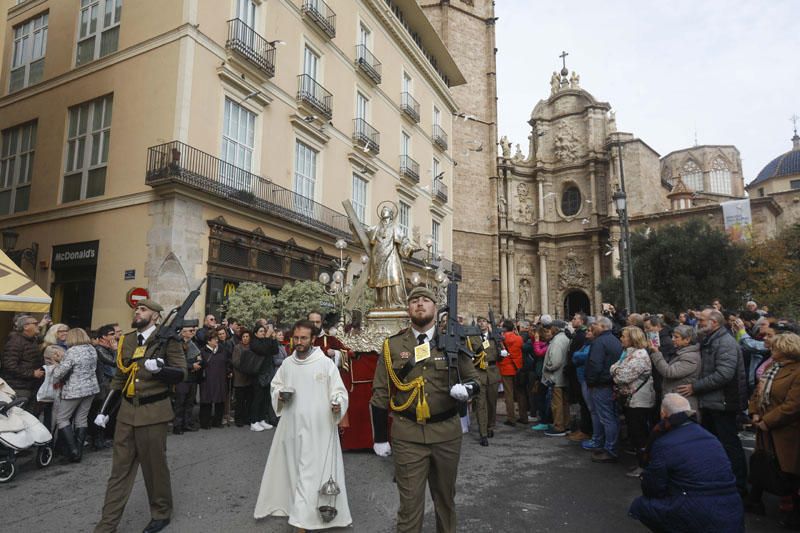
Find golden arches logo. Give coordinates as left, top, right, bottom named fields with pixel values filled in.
left=223, top=283, right=237, bottom=297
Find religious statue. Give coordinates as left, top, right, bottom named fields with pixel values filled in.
left=550, top=71, right=560, bottom=95
left=498, top=197, right=508, bottom=217
left=365, top=203, right=415, bottom=309
left=518, top=278, right=531, bottom=313
left=569, top=71, right=580, bottom=89
left=513, top=144, right=524, bottom=160
left=553, top=121, right=579, bottom=162
left=499, top=135, right=511, bottom=158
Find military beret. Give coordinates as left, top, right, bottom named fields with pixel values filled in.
left=407, top=286, right=436, bottom=303
left=137, top=299, right=163, bottom=312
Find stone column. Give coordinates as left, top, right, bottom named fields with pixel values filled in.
left=500, top=239, right=508, bottom=317
left=538, top=250, right=549, bottom=314
left=589, top=162, right=597, bottom=215
left=508, top=240, right=516, bottom=316
left=609, top=227, right=621, bottom=277
left=592, top=235, right=602, bottom=315
left=537, top=179, right=545, bottom=221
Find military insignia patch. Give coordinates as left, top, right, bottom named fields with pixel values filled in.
left=400, top=351, right=411, bottom=359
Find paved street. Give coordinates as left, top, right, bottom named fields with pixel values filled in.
left=1, top=411, right=781, bottom=533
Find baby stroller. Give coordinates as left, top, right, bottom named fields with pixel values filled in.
left=0, top=377, right=54, bottom=483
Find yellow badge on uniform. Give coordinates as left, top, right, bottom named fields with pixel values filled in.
left=482, top=339, right=490, bottom=350
left=132, top=346, right=146, bottom=360
left=414, top=342, right=431, bottom=363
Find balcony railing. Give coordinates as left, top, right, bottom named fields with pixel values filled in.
left=400, top=155, right=419, bottom=183
left=433, top=179, right=448, bottom=203
left=301, top=0, right=336, bottom=39
left=355, top=44, right=382, bottom=84
left=353, top=118, right=380, bottom=154
left=432, top=124, right=448, bottom=151
left=400, top=92, right=420, bottom=123
left=297, top=74, right=333, bottom=118
left=225, top=18, right=276, bottom=78
left=145, top=141, right=350, bottom=239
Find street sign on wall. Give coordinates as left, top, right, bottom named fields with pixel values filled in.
left=126, top=287, right=149, bottom=308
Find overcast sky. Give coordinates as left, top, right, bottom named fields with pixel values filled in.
left=495, top=0, right=800, bottom=183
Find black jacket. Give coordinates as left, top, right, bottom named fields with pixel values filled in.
left=585, top=330, right=623, bottom=387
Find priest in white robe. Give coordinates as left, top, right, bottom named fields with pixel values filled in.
left=254, top=320, right=352, bottom=531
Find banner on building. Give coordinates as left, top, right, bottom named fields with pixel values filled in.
left=720, top=199, right=753, bottom=243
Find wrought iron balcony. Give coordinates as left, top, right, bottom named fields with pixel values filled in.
left=353, top=118, right=380, bottom=155
left=145, top=141, right=350, bottom=239
left=297, top=74, right=333, bottom=119
left=400, top=92, right=420, bottom=123
left=301, top=0, right=336, bottom=39
left=225, top=19, right=276, bottom=78
left=355, top=44, right=382, bottom=84
left=433, top=179, right=448, bottom=203
left=432, top=124, right=448, bottom=151
left=400, top=155, right=419, bottom=183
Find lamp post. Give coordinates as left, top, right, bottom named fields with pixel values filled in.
left=2, top=229, right=39, bottom=282
left=612, top=189, right=636, bottom=313
left=318, top=238, right=352, bottom=330
left=410, top=235, right=450, bottom=303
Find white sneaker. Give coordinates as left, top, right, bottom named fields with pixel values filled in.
left=259, top=421, right=274, bottom=430
left=250, top=423, right=265, bottom=432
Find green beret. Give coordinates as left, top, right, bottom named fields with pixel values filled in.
left=137, top=299, right=163, bottom=312
left=407, top=286, right=436, bottom=303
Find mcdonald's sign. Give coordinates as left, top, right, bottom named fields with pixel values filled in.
left=223, top=282, right=237, bottom=297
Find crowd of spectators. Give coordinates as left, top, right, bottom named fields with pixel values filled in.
left=492, top=299, right=799, bottom=531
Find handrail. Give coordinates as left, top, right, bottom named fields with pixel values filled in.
left=353, top=118, right=380, bottom=154
left=355, top=44, right=382, bottom=84
left=400, top=155, right=420, bottom=182
left=225, top=18, right=276, bottom=77
left=432, top=124, right=448, bottom=151
left=400, top=92, right=420, bottom=122
left=297, top=74, right=333, bottom=118
left=301, top=0, right=336, bottom=38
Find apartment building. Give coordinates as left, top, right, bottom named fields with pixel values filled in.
left=0, top=0, right=465, bottom=328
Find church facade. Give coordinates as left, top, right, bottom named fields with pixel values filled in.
left=495, top=68, right=791, bottom=319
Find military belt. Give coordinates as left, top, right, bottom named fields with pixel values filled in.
left=123, top=391, right=170, bottom=407
left=395, top=407, right=458, bottom=424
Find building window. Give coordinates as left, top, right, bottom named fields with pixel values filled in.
left=403, top=71, right=412, bottom=93
left=561, top=185, right=581, bottom=216
left=681, top=160, right=703, bottom=192
left=352, top=174, right=367, bottom=223
left=433, top=106, right=441, bottom=127
left=0, top=121, right=37, bottom=215
left=359, top=23, right=371, bottom=47
left=303, top=45, right=319, bottom=78
left=399, top=201, right=410, bottom=237
left=221, top=97, right=255, bottom=190
left=791, top=180, right=800, bottom=191
left=63, top=94, right=112, bottom=203
left=431, top=219, right=441, bottom=256
left=76, top=0, right=122, bottom=66
left=401, top=131, right=410, bottom=157
left=235, top=0, right=257, bottom=28
left=294, top=140, right=317, bottom=215
left=10, top=12, right=48, bottom=92
left=356, top=92, right=368, bottom=121
left=432, top=157, right=440, bottom=181
left=758, top=187, right=764, bottom=197
left=709, top=157, right=731, bottom=195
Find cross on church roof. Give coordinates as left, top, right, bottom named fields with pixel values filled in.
left=559, top=50, right=569, bottom=75
left=791, top=113, right=799, bottom=135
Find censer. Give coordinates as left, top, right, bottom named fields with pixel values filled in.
left=317, top=401, right=342, bottom=523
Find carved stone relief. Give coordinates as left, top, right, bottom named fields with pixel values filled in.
left=559, top=248, right=589, bottom=290
left=553, top=121, right=580, bottom=163
left=516, top=183, right=529, bottom=197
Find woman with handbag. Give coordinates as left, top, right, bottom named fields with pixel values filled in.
left=39, top=323, right=69, bottom=433
left=611, top=326, right=656, bottom=478
left=51, top=328, right=100, bottom=463
left=745, top=332, right=800, bottom=529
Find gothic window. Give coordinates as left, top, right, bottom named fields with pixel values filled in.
left=561, top=186, right=581, bottom=216
left=709, top=157, right=732, bottom=195
left=681, top=160, right=703, bottom=192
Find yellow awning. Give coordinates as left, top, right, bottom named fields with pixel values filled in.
left=0, top=250, right=51, bottom=313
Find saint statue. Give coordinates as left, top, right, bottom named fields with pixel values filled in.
left=550, top=71, right=560, bottom=95
left=365, top=203, right=414, bottom=309
left=499, top=135, right=511, bottom=158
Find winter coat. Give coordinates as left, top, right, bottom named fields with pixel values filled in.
left=572, top=342, right=591, bottom=384
left=542, top=331, right=570, bottom=387
left=585, top=330, right=623, bottom=387
left=199, top=344, right=230, bottom=403
left=611, top=348, right=656, bottom=409
left=52, top=344, right=100, bottom=400
left=693, top=327, right=746, bottom=412
left=498, top=331, right=523, bottom=377
left=0, top=331, right=44, bottom=392
left=250, top=337, right=279, bottom=388
left=629, top=420, right=744, bottom=532
left=231, top=342, right=253, bottom=388
left=748, top=359, right=800, bottom=476
left=43, top=343, right=66, bottom=365
left=94, top=344, right=117, bottom=398
left=649, top=344, right=701, bottom=412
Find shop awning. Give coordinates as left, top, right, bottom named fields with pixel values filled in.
left=0, top=250, right=51, bottom=313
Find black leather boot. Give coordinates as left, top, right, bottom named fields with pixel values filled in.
left=58, top=427, right=79, bottom=462
left=74, top=427, right=87, bottom=462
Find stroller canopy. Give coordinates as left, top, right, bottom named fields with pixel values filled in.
left=0, top=250, right=51, bottom=313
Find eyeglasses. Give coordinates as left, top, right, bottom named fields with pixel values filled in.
left=57, top=329, right=69, bottom=333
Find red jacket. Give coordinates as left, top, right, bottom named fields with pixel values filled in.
left=499, top=331, right=524, bottom=377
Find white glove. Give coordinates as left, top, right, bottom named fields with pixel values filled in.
left=94, top=414, right=109, bottom=428
left=449, top=383, right=469, bottom=402
left=500, top=349, right=509, bottom=358
left=144, top=358, right=164, bottom=373
left=373, top=442, right=392, bottom=457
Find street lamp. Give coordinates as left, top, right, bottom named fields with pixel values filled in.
left=612, top=188, right=636, bottom=313
left=2, top=229, right=39, bottom=281
left=410, top=234, right=449, bottom=302
left=319, top=238, right=352, bottom=329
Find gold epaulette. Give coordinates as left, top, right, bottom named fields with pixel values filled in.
left=383, top=338, right=430, bottom=423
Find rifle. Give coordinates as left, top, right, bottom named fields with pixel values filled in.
left=150, top=278, right=206, bottom=360
left=435, top=282, right=481, bottom=396
left=487, top=306, right=507, bottom=352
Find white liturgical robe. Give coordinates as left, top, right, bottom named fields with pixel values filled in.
left=254, top=347, right=352, bottom=529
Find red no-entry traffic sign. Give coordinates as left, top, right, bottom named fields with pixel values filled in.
left=126, top=287, right=150, bottom=308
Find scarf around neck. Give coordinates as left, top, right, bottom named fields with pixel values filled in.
left=758, top=361, right=783, bottom=412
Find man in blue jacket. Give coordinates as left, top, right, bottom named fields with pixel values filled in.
left=583, top=316, right=623, bottom=462
left=629, top=393, right=744, bottom=532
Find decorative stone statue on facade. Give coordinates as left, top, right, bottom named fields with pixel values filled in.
left=513, top=143, right=524, bottom=161
left=499, top=135, right=511, bottom=158
left=553, top=121, right=580, bottom=163
left=550, top=71, right=560, bottom=95
left=559, top=249, right=589, bottom=290
left=518, top=278, right=531, bottom=314
left=569, top=71, right=580, bottom=89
